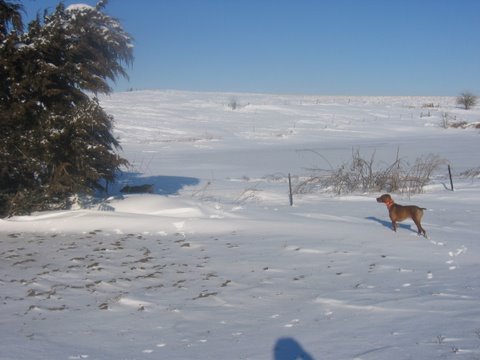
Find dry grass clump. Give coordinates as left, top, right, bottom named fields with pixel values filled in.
left=460, top=167, right=480, bottom=178
left=449, top=121, right=480, bottom=129
left=441, top=112, right=480, bottom=129
left=295, top=149, right=446, bottom=196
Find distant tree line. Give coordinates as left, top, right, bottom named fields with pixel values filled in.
left=0, top=0, right=133, bottom=216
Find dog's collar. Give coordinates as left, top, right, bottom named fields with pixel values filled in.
left=385, top=198, right=395, bottom=209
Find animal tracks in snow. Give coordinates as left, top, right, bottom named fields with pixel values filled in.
left=446, top=245, right=467, bottom=270
left=1, top=230, right=230, bottom=318
left=2, top=207, right=479, bottom=360
left=284, top=318, right=301, bottom=328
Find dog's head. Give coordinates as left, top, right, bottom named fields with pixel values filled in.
left=376, top=194, right=393, bottom=204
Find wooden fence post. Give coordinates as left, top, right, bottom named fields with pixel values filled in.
left=448, top=165, right=454, bottom=191
left=288, top=173, right=293, bottom=206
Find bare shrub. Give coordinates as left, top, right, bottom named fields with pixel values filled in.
left=295, top=149, right=445, bottom=196
left=326, top=149, right=405, bottom=194
left=191, top=181, right=212, bottom=200
left=460, top=167, right=480, bottom=178
left=440, top=112, right=480, bottom=129
left=449, top=121, right=469, bottom=129
left=447, top=121, right=480, bottom=129
left=235, top=187, right=262, bottom=204
left=403, top=154, right=446, bottom=194
left=228, top=97, right=238, bottom=110
left=456, top=91, right=477, bottom=110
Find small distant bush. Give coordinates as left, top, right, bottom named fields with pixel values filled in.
left=295, top=149, right=446, bottom=196
left=449, top=121, right=469, bottom=128
left=456, top=91, right=477, bottom=110
left=227, top=97, right=250, bottom=110
left=460, top=167, right=480, bottom=178
left=441, top=112, right=480, bottom=129
left=450, top=121, right=480, bottom=129
left=228, top=97, right=238, bottom=110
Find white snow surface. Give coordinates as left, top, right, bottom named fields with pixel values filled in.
left=1, top=90, right=480, bottom=359
left=66, top=4, right=95, bottom=12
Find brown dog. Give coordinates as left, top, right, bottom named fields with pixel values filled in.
left=376, top=194, right=427, bottom=237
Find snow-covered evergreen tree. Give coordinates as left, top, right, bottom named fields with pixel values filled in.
left=0, top=0, right=133, bottom=216
left=0, top=0, right=23, bottom=39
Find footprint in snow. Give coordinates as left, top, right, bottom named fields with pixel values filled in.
left=430, top=239, right=444, bottom=246
left=173, top=221, right=185, bottom=230
left=446, top=246, right=467, bottom=270
left=446, top=260, right=456, bottom=270
left=284, top=319, right=300, bottom=328
left=449, top=246, right=467, bottom=257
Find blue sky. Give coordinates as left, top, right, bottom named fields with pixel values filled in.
left=22, top=0, right=480, bottom=95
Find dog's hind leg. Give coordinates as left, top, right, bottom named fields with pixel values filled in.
left=413, top=218, right=427, bottom=238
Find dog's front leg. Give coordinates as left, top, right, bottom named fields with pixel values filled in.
left=391, top=220, right=397, bottom=232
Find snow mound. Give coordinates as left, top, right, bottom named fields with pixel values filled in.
left=103, top=195, right=207, bottom=217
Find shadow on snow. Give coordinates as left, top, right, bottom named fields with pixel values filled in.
left=273, top=338, right=315, bottom=360
left=107, top=172, right=200, bottom=196
left=366, top=216, right=415, bottom=233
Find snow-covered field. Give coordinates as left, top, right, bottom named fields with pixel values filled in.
left=1, top=90, right=480, bottom=359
